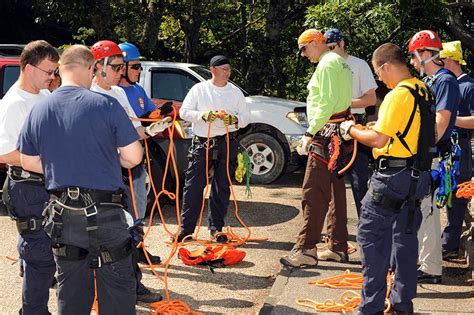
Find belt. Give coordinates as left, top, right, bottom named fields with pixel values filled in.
left=375, top=156, right=414, bottom=171
left=8, top=166, right=44, bottom=183
left=196, top=131, right=238, bottom=142
left=15, top=216, right=44, bottom=234
left=329, top=109, right=351, bottom=120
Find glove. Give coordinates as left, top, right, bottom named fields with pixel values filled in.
left=296, top=135, right=311, bottom=156
left=202, top=111, right=218, bottom=122
left=339, top=120, right=355, bottom=141
left=144, top=117, right=172, bottom=137
left=222, top=114, right=238, bottom=126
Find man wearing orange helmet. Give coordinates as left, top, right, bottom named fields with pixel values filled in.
left=280, top=29, right=352, bottom=268
left=90, top=39, right=167, bottom=303
left=408, top=30, right=460, bottom=284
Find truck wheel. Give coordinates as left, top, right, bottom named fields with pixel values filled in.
left=239, top=132, right=287, bottom=184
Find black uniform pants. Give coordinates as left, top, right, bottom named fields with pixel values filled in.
left=181, top=135, right=238, bottom=234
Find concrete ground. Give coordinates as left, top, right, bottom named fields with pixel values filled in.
left=0, top=170, right=472, bottom=314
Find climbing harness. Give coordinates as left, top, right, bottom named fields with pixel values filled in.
left=307, top=109, right=357, bottom=175
left=178, top=244, right=246, bottom=271
left=431, top=131, right=462, bottom=208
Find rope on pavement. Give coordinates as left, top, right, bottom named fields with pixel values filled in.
left=456, top=180, right=474, bottom=199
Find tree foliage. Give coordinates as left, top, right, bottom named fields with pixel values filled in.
left=0, top=0, right=471, bottom=100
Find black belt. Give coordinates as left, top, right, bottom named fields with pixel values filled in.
left=52, top=239, right=132, bottom=266
left=15, top=216, right=44, bottom=234
left=8, top=166, right=44, bottom=183
left=375, top=156, right=414, bottom=171
left=196, top=131, right=238, bottom=143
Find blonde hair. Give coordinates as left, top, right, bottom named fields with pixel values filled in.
left=60, top=45, right=94, bottom=69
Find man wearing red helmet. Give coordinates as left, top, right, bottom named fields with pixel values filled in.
left=408, top=30, right=460, bottom=284
left=90, top=39, right=167, bottom=303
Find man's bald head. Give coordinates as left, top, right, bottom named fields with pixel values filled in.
left=59, top=45, right=95, bottom=89
left=60, top=45, right=95, bottom=70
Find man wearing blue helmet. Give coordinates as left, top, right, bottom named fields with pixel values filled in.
left=118, top=42, right=162, bottom=265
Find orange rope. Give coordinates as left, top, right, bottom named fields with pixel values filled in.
left=456, top=180, right=474, bottom=199
left=1, top=256, right=18, bottom=264
left=299, top=270, right=393, bottom=313
left=324, top=115, right=358, bottom=175
left=91, top=269, right=99, bottom=314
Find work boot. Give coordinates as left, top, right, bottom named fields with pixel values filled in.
left=170, top=232, right=193, bottom=243
left=417, top=269, right=442, bottom=284
left=318, top=248, right=349, bottom=263
left=210, top=230, right=228, bottom=243
left=138, top=248, right=161, bottom=265
left=136, top=288, right=163, bottom=304
left=280, top=247, right=318, bottom=268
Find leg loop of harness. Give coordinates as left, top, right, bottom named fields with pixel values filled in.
left=15, top=216, right=45, bottom=235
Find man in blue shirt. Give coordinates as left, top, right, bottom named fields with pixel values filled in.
left=439, top=41, right=473, bottom=259
left=408, top=30, right=460, bottom=284
left=19, top=45, right=143, bottom=314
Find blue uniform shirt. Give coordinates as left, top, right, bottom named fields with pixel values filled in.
left=18, top=86, right=140, bottom=191
left=428, top=69, right=460, bottom=144
left=455, top=74, right=474, bottom=135
left=120, top=84, right=156, bottom=118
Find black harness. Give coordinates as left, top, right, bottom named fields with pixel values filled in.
left=44, top=187, right=130, bottom=268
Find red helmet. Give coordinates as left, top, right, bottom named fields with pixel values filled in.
left=408, top=30, right=443, bottom=53
left=90, top=40, right=123, bottom=61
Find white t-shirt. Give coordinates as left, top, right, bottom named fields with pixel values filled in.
left=91, top=83, right=141, bottom=129
left=0, top=84, right=50, bottom=155
left=346, top=55, right=378, bottom=114
left=179, top=80, right=250, bottom=137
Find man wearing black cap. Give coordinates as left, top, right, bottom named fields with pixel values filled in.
left=178, top=55, right=250, bottom=242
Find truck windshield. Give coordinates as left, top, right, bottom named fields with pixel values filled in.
left=189, top=65, right=250, bottom=97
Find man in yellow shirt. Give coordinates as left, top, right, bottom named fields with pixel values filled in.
left=341, top=43, right=433, bottom=314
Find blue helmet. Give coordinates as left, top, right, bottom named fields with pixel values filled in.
left=119, top=42, right=141, bottom=62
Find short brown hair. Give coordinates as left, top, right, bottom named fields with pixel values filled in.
left=372, top=43, right=406, bottom=66
left=20, top=40, right=59, bottom=70
left=60, top=45, right=94, bottom=69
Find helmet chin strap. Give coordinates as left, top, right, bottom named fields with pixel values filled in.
left=99, top=56, right=114, bottom=87
left=414, top=50, right=440, bottom=77
left=122, top=62, right=135, bottom=85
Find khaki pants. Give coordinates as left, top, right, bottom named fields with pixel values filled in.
left=295, top=155, right=348, bottom=252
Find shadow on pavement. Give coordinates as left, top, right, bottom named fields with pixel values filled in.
left=260, top=304, right=314, bottom=315
left=154, top=201, right=300, bottom=227
left=241, top=240, right=294, bottom=251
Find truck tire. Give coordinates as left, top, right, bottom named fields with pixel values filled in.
left=239, top=132, right=287, bottom=184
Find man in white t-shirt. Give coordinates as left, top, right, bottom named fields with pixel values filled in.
left=319, top=28, right=377, bottom=261
left=89, top=39, right=170, bottom=304
left=178, top=55, right=250, bottom=243
left=0, top=40, right=59, bottom=315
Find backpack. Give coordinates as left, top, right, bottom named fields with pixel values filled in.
left=395, top=83, right=437, bottom=171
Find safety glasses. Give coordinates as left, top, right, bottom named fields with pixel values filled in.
left=107, top=63, right=125, bottom=72
left=129, top=64, right=142, bottom=71
left=299, top=41, right=313, bottom=53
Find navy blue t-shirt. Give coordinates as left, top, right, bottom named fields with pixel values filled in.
left=120, top=84, right=156, bottom=118
left=428, top=69, right=460, bottom=144
left=18, top=86, right=140, bottom=191
left=456, top=74, right=474, bottom=135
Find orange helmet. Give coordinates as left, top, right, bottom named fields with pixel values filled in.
left=408, top=30, right=443, bottom=53
left=90, top=40, right=123, bottom=61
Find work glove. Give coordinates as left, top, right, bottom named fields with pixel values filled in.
left=339, top=120, right=355, bottom=141
left=144, top=117, right=172, bottom=137
left=296, top=135, right=311, bottom=156
left=222, top=114, right=238, bottom=126
left=202, top=111, right=219, bottom=122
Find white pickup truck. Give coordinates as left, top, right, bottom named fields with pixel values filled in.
left=139, top=61, right=308, bottom=185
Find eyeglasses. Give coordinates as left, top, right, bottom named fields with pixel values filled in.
left=129, top=64, right=142, bottom=71
left=54, top=68, right=60, bottom=77
left=31, top=64, right=57, bottom=77
left=107, top=63, right=125, bottom=72
left=299, top=41, right=313, bottom=53
left=374, top=63, right=387, bottom=78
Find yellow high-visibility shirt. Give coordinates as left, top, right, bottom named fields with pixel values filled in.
left=372, top=77, right=428, bottom=159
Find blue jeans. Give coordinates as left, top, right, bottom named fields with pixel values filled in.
left=357, top=168, right=430, bottom=314
left=129, top=164, right=147, bottom=220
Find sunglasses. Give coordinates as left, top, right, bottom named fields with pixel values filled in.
left=107, top=63, right=125, bottom=72
left=31, top=64, right=57, bottom=77
left=299, top=41, right=313, bottom=53
left=129, top=64, right=142, bottom=71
